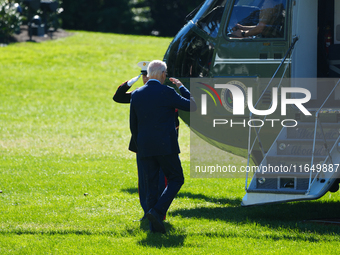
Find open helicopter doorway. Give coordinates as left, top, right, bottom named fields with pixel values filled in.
left=292, top=0, right=340, bottom=106
left=317, top=0, right=340, bottom=102
left=317, top=0, right=338, bottom=79
left=316, top=0, right=340, bottom=106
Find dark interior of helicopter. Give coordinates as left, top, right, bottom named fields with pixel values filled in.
left=318, top=0, right=338, bottom=78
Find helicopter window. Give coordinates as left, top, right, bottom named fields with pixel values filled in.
left=195, top=0, right=228, bottom=37
left=226, top=0, right=287, bottom=39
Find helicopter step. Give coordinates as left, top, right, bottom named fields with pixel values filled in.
left=266, top=155, right=327, bottom=165
left=242, top=121, right=340, bottom=206
left=276, top=139, right=336, bottom=156
left=286, top=122, right=340, bottom=140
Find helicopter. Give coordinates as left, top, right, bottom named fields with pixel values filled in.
left=163, top=0, right=340, bottom=206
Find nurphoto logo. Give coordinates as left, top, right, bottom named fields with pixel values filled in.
left=189, top=77, right=316, bottom=178
left=199, top=80, right=311, bottom=116
left=195, top=78, right=311, bottom=129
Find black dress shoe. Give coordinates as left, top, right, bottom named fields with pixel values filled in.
left=146, top=209, right=166, bottom=233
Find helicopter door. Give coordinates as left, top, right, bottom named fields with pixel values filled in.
left=291, top=0, right=318, bottom=100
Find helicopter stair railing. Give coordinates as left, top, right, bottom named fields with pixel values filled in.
left=245, top=79, right=340, bottom=195
left=307, top=78, right=340, bottom=194
left=245, top=36, right=299, bottom=191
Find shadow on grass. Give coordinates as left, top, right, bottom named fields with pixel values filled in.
left=138, top=220, right=186, bottom=248
left=121, top=188, right=138, bottom=195
left=122, top=187, right=340, bottom=240
left=134, top=191, right=240, bottom=248
left=177, top=191, right=241, bottom=206
left=171, top=199, right=340, bottom=237
left=121, top=188, right=241, bottom=206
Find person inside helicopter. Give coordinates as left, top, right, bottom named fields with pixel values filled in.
left=230, top=0, right=286, bottom=38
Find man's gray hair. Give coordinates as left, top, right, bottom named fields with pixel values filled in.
left=147, top=60, right=167, bottom=77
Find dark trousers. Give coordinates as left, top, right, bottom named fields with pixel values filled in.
left=140, top=153, right=184, bottom=217
left=136, top=154, right=166, bottom=214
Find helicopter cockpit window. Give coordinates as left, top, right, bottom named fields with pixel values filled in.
left=195, top=0, right=227, bottom=38
left=226, top=0, right=286, bottom=39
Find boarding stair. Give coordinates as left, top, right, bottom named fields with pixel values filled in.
left=242, top=37, right=340, bottom=205
left=243, top=98, right=340, bottom=205
left=246, top=121, right=340, bottom=195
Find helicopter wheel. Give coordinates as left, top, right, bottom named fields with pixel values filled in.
left=329, top=179, right=340, bottom=193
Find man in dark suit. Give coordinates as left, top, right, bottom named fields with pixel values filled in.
left=113, top=61, right=167, bottom=220
left=130, top=60, right=197, bottom=233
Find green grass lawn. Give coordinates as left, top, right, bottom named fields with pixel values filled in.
left=1, top=31, right=340, bottom=254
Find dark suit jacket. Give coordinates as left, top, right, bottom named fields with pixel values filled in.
left=113, top=80, right=184, bottom=153
left=129, top=80, right=196, bottom=158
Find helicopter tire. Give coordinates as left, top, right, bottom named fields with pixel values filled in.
left=329, top=179, right=340, bottom=193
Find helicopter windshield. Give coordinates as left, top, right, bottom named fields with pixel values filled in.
left=193, top=0, right=228, bottom=37
left=226, top=0, right=287, bottom=39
